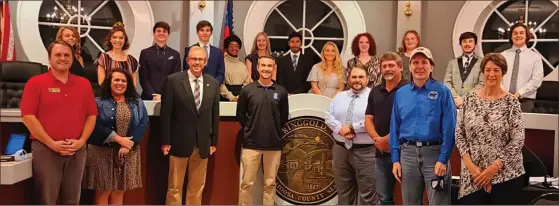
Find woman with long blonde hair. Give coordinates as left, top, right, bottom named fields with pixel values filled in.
left=244, top=32, right=276, bottom=82
left=56, top=26, right=86, bottom=77
left=306, top=41, right=345, bottom=98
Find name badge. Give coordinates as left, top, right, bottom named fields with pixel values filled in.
left=48, top=88, right=61, bottom=93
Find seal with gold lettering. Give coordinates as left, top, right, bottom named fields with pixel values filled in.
left=276, top=116, right=337, bottom=205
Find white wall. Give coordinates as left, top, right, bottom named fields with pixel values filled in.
left=149, top=1, right=183, bottom=51
left=421, top=0, right=467, bottom=80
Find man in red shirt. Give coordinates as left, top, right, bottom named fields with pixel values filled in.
left=20, top=40, right=98, bottom=205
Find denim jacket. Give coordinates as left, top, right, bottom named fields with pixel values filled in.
left=88, top=97, right=149, bottom=146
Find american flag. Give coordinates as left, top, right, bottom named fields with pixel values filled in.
left=1, top=0, right=16, bottom=61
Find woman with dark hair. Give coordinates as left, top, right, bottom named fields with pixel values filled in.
left=397, top=30, right=421, bottom=81
left=56, top=26, right=87, bottom=78
left=96, top=22, right=139, bottom=87
left=82, top=68, right=148, bottom=205
left=456, top=53, right=525, bottom=205
left=346, top=32, right=381, bottom=88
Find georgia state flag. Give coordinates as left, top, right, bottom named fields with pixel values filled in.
left=223, top=0, right=233, bottom=39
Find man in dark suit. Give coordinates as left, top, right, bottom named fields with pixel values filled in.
left=139, top=21, right=182, bottom=100
left=183, top=20, right=225, bottom=85
left=161, top=46, right=220, bottom=205
left=277, top=32, right=319, bottom=94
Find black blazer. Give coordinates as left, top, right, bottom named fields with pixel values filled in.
left=276, top=52, right=318, bottom=94
left=183, top=44, right=225, bottom=85
left=160, top=72, right=220, bottom=159
left=139, top=46, right=182, bottom=100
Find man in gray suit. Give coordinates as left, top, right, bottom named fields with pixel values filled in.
left=160, top=46, right=220, bottom=205
left=443, top=32, right=484, bottom=108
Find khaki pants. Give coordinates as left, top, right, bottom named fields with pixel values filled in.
left=165, top=148, right=208, bottom=205
left=32, top=140, right=86, bottom=205
left=239, top=148, right=281, bottom=205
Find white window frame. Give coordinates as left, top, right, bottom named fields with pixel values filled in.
left=243, top=0, right=366, bottom=64
left=17, top=0, right=154, bottom=65
left=453, top=0, right=558, bottom=80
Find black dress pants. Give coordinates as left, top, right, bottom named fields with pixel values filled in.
left=459, top=175, right=524, bottom=205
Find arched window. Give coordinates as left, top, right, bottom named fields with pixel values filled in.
left=263, top=0, right=345, bottom=60
left=38, top=0, right=123, bottom=63
left=17, top=1, right=153, bottom=65
left=481, top=0, right=558, bottom=76
left=243, top=0, right=365, bottom=63
left=455, top=0, right=558, bottom=77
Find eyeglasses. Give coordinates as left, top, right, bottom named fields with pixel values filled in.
left=189, top=57, right=206, bottom=62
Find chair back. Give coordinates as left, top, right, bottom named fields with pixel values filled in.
left=0, top=61, right=46, bottom=108
left=530, top=192, right=559, bottom=205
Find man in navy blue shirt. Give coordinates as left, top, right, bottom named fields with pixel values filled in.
left=183, top=20, right=225, bottom=85
left=139, top=22, right=182, bottom=100
left=389, top=47, right=456, bottom=205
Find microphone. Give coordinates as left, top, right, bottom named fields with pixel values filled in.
left=524, top=145, right=552, bottom=189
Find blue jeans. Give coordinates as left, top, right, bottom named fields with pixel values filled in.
left=400, top=143, right=451, bottom=205
left=375, top=152, right=396, bottom=205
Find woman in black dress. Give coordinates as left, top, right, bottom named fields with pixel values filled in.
left=56, top=26, right=87, bottom=78
left=244, top=31, right=276, bottom=82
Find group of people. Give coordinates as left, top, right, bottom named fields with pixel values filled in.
left=19, top=18, right=543, bottom=205
left=326, top=22, right=539, bottom=205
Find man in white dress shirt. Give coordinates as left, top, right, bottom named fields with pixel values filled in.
left=500, top=22, right=544, bottom=112
left=325, top=64, right=378, bottom=205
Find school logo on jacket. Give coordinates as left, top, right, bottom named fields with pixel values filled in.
left=276, top=116, right=337, bottom=205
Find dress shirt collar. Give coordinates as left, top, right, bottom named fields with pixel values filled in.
left=410, top=78, right=435, bottom=91
left=289, top=50, right=301, bottom=57
left=462, top=52, right=475, bottom=59
left=154, top=43, right=167, bottom=50
left=187, top=69, right=203, bottom=82
left=347, top=87, right=370, bottom=98
left=199, top=42, right=210, bottom=48
left=511, top=45, right=528, bottom=52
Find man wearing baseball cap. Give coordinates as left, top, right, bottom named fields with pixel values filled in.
left=389, top=47, right=457, bottom=205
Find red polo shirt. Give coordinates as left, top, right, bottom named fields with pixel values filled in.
left=20, top=71, right=98, bottom=141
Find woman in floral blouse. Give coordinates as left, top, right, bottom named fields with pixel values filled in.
left=346, top=32, right=382, bottom=88
left=455, top=53, right=525, bottom=205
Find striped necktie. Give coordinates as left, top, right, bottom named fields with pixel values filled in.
left=194, top=78, right=201, bottom=111
left=292, top=55, right=298, bottom=70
